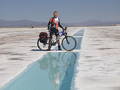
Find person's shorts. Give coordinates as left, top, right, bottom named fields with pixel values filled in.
left=50, top=28, right=59, bottom=36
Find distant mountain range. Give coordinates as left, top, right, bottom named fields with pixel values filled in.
left=0, top=19, right=47, bottom=27
left=0, top=19, right=120, bottom=27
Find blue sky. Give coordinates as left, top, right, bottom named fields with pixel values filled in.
left=0, top=0, right=120, bottom=23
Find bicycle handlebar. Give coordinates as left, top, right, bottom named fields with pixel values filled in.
left=64, top=27, right=67, bottom=30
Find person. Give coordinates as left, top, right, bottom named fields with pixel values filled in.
left=48, top=11, right=64, bottom=50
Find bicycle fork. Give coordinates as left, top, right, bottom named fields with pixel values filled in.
left=65, top=36, right=70, bottom=44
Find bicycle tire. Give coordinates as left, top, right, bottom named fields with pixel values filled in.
left=37, top=38, right=49, bottom=51
left=62, top=36, right=77, bottom=51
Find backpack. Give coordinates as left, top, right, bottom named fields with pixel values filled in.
left=39, top=32, right=48, bottom=44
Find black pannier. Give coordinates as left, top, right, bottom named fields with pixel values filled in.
left=39, top=32, right=48, bottom=44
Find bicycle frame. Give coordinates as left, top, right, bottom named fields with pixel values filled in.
left=48, top=27, right=68, bottom=46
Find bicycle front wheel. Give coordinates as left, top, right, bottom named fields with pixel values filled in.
left=62, top=36, right=77, bottom=51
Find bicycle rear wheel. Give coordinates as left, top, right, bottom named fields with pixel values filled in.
left=62, top=36, right=77, bottom=51
left=37, top=38, right=49, bottom=51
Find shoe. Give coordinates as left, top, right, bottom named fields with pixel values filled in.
left=47, top=48, right=51, bottom=51
left=58, top=46, right=62, bottom=50
left=47, top=49, right=51, bottom=51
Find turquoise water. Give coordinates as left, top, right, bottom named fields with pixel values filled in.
left=1, top=30, right=84, bottom=90
left=2, top=52, right=79, bottom=90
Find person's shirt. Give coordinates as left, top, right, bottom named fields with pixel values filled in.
left=48, top=17, right=64, bottom=30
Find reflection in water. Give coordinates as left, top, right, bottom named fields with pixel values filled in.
left=38, top=52, right=78, bottom=90
left=2, top=52, right=79, bottom=90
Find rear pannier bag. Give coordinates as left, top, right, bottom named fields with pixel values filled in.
left=39, top=32, right=48, bottom=44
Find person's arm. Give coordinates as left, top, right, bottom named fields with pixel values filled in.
left=48, top=21, right=51, bottom=30
left=58, top=18, right=64, bottom=30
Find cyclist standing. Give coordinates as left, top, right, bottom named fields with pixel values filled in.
left=48, top=11, right=64, bottom=50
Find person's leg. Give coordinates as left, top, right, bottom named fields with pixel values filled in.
left=56, top=31, right=61, bottom=50
left=48, top=31, right=52, bottom=50
left=58, top=41, right=61, bottom=50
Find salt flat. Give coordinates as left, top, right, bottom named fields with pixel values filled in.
left=0, top=27, right=81, bottom=87
left=75, top=26, right=120, bottom=90
left=1, top=26, right=120, bottom=90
